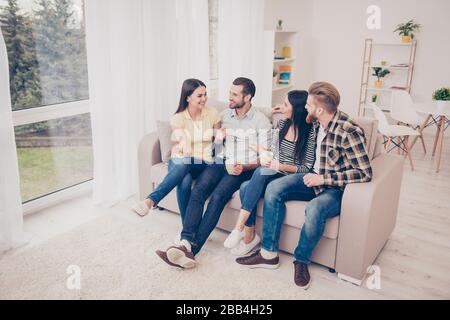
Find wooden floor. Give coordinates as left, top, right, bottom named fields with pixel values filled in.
left=18, top=127, right=450, bottom=299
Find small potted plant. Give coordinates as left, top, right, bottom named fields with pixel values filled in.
left=372, top=67, right=390, bottom=88
left=277, top=19, right=283, bottom=31
left=273, top=70, right=278, bottom=87
left=393, top=19, right=421, bottom=43
left=371, top=94, right=378, bottom=104
left=432, top=87, right=450, bottom=109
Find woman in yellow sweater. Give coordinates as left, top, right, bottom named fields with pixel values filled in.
left=132, top=79, right=220, bottom=220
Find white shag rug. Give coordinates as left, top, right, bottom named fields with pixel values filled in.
left=0, top=206, right=324, bottom=300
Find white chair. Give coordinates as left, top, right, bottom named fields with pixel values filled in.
left=390, top=89, right=427, bottom=154
left=369, top=103, right=419, bottom=170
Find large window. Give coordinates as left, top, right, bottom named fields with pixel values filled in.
left=1, top=0, right=92, bottom=204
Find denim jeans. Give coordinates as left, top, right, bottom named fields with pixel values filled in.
left=181, top=164, right=255, bottom=255
left=261, top=173, right=344, bottom=264
left=239, top=167, right=284, bottom=227
left=147, top=157, right=210, bottom=222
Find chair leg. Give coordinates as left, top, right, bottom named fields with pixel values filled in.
left=404, top=136, right=414, bottom=171
left=419, top=132, right=427, bottom=154
left=432, top=121, right=440, bottom=156
left=385, top=137, right=391, bottom=151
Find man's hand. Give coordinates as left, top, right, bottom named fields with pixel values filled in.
left=303, top=173, right=324, bottom=187
left=226, top=164, right=243, bottom=176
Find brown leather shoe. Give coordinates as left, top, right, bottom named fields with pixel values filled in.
left=166, top=245, right=197, bottom=269
left=235, top=249, right=279, bottom=269
left=155, top=250, right=183, bottom=268
left=293, top=261, right=311, bottom=289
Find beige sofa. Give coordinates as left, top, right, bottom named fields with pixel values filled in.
left=138, top=99, right=404, bottom=285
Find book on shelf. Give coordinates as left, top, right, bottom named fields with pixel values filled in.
left=390, top=86, right=408, bottom=90
left=390, top=63, right=409, bottom=68
left=278, top=65, right=292, bottom=85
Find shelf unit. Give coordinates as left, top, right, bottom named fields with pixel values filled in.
left=261, top=30, right=299, bottom=108
left=358, top=38, right=417, bottom=116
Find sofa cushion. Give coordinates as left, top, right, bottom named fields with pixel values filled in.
left=354, top=117, right=378, bottom=160
left=150, top=162, right=340, bottom=240
left=157, top=120, right=172, bottom=163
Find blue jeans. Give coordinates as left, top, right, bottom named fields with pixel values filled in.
left=147, top=157, right=210, bottom=221
left=181, top=164, right=255, bottom=255
left=261, top=173, right=343, bottom=264
left=239, top=167, right=284, bottom=227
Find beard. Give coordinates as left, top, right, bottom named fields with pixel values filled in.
left=229, top=100, right=245, bottom=109
left=306, top=112, right=317, bottom=124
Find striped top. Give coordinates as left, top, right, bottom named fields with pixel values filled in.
left=270, top=118, right=316, bottom=174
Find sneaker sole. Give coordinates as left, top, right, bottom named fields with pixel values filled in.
left=244, top=263, right=280, bottom=270
left=131, top=208, right=148, bottom=217
left=297, top=278, right=311, bottom=290
left=231, top=240, right=261, bottom=256
left=167, top=247, right=197, bottom=269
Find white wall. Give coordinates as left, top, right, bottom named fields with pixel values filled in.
left=265, top=0, right=450, bottom=115
left=264, top=0, right=314, bottom=90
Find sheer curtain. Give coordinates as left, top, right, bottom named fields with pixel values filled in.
left=85, top=0, right=209, bottom=206
left=218, top=0, right=266, bottom=107
left=0, top=30, right=24, bottom=254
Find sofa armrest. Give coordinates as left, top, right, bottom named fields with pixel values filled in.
left=138, top=131, right=162, bottom=200
left=335, top=153, right=404, bottom=282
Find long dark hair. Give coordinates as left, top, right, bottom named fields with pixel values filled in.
left=278, top=90, right=311, bottom=162
left=175, top=78, right=207, bottom=114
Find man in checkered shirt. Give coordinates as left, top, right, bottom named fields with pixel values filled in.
left=236, top=82, right=373, bottom=289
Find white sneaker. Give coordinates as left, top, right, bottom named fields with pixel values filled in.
left=224, top=229, right=244, bottom=249
left=131, top=201, right=150, bottom=216
left=231, top=234, right=261, bottom=256
left=174, top=234, right=181, bottom=246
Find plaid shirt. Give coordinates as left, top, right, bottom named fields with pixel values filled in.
left=313, top=111, right=372, bottom=195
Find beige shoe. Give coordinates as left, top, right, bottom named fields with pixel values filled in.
left=131, top=201, right=150, bottom=216
left=166, top=245, right=197, bottom=269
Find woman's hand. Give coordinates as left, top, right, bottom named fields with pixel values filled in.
left=267, top=159, right=280, bottom=171
left=214, top=128, right=226, bottom=144
left=226, top=163, right=243, bottom=176
left=272, top=104, right=282, bottom=114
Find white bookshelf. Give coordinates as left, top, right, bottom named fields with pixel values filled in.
left=358, top=39, right=418, bottom=116
left=261, top=30, right=299, bottom=108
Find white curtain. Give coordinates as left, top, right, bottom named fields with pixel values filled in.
left=85, top=0, right=209, bottom=206
left=0, top=30, right=25, bottom=254
left=218, top=0, right=266, bottom=106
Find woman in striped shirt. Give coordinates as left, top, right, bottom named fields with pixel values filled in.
left=223, top=90, right=315, bottom=254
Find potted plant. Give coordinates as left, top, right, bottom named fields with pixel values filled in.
left=372, top=67, right=390, bottom=88
left=371, top=94, right=378, bottom=104
left=273, top=70, right=278, bottom=87
left=432, top=87, right=450, bottom=109
left=393, top=19, right=421, bottom=43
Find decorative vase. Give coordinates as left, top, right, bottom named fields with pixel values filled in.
left=282, top=46, right=291, bottom=58
left=402, top=35, right=411, bottom=43
left=375, top=80, right=382, bottom=88
left=436, top=100, right=450, bottom=110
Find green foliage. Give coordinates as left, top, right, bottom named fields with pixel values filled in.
left=393, top=19, right=421, bottom=38
left=432, top=87, right=450, bottom=101
left=372, top=67, right=390, bottom=80
left=1, top=0, right=89, bottom=135
left=0, top=0, right=42, bottom=110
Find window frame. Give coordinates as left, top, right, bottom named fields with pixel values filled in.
left=12, top=99, right=93, bottom=215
